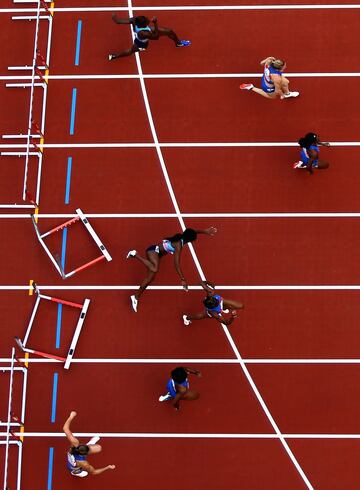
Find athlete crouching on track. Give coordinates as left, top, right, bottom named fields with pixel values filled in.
left=293, top=132, right=330, bottom=174
left=63, top=411, right=115, bottom=477
left=108, top=14, right=191, bottom=60
left=126, top=227, right=217, bottom=312
left=240, top=56, right=299, bottom=99
left=159, top=366, right=201, bottom=411
left=183, top=281, right=244, bottom=326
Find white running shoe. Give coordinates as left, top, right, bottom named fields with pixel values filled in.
left=130, top=295, right=138, bottom=312
left=282, top=91, right=300, bottom=99
left=126, top=249, right=137, bottom=259
left=159, top=392, right=172, bottom=402
left=240, top=83, right=254, bottom=91
left=183, top=315, right=191, bottom=326
left=222, top=309, right=230, bottom=314
left=86, top=436, right=100, bottom=445
left=293, top=161, right=306, bottom=169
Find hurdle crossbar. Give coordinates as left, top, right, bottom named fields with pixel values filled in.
left=64, top=299, right=90, bottom=370
left=15, top=283, right=90, bottom=368
left=31, top=209, right=112, bottom=279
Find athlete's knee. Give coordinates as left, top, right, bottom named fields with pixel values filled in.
left=149, top=265, right=158, bottom=273
left=282, top=77, right=289, bottom=84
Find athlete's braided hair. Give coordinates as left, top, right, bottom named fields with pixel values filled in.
left=298, top=132, right=318, bottom=149
left=171, top=367, right=187, bottom=383
left=165, top=228, right=198, bottom=244
left=70, top=445, right=89, bottom=456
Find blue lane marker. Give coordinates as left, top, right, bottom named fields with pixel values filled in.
left=65, top=156, right=72, bottom=204
left=61, top=227, right=68, bottom=271
left=55, top=304, right=62, bottom=349
left=47, top=447, right=54, bottom=490
left=51, top=373, right=59, bottom=423
left=74, top=20, right=82, bottom=66
left=69, top=88, right=77, bottom=135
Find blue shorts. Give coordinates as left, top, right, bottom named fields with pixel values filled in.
left=134, top=38, right=149, bottom=51
left=261, top=76, right=275, bottom=93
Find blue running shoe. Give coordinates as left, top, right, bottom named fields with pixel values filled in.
left=176, top=40, right=191, bottom=47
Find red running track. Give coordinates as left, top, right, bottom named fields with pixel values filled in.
left=1, top=2, right=360, bottom=489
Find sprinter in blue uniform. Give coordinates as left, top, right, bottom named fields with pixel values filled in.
left=159, top=366, right=201, bottom=410
left=109, top=14, right=191, bottom=59
left=240, top=56, right=299, bottom=99
left=63, top=411, right=115, bottom=477
left=293, top=133, right=330, bottom=174
left=183, top=281, right=244, bottom=326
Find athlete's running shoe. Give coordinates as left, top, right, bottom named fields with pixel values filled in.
left=86, top=436, right=100, bottom=445
left=183, top=315, right=191, bottom=326
left=108, top=54, right=115, bottom=61
left=282, top=91, right=300, bottom=99
left=222, top=309, right=230, bottom=314
left=159, top=392, right=172, bottom=402
left=126, top=250, right=137, bottom=259
left=130, top=295, right=138, bottom=313
left=240, top=83, right=254, bottom=90
left=293, top=161, right=306, bottom=169
left=176, top=40, right=191, bottom=47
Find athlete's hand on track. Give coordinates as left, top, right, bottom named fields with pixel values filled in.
left=181, top=280, right=189, bottom=292
left=151, top=16, right=157, bottom=23
left=206, top=226, right=217, bottom=236
left=108, top=465, right=116, bottom=470
left=231, top=310, right=238, bottom=318
left=70, top=411, right=77, bottom=418
left=195, top=371, right=202, bottom=378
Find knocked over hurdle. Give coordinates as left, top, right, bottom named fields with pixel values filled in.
left=15, top=283, right=90, bottom=369
left=31, top=208, right=112, bottom=279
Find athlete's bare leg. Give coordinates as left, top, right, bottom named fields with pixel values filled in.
left=158, top=26, right=180, bottom=45
left=251, top=87, right=277, bottom=99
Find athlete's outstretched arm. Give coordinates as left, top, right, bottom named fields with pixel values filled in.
left=63, top=411, right=80, bottom=446
left=174, top=247, right=187, bottom=291
left=194, top=227, right=217, bottom=236
left=111, top=13, right=134, bottom=24
left=260, top=56, right=275, bottom=65
left=184, top=367, right=202, bottom=377
left=78, top=461, right=116, bottom=476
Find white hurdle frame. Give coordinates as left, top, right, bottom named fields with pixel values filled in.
left=0, top=0, right=53, bottom=210
left=15, top=283, right=90, bottom=369
left=31, top=208, right=112, bottom=279
left=1, top=348, right=28, bottom=490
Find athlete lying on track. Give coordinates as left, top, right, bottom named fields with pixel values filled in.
left=109, top=14, right=191, bottom=60
left=159, top=366, right=201, bottom=410
left=63, top=411, right=115, bottom=477
left=240, top=56, right=299, bottom=99
left=183, top=281, right=244, bottom=326
left=293, top=132, right=330, bottom=174
left=126, top=227, right=217, bottom=312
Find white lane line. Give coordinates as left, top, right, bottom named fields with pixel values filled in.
left=1, top=142, right=359, bottom=149
left=1, top=5, right=360, bottom=13
left=1, top=358, right=360, bottom=364
left=126, top=0, right=313, bottom=485
left=1, top=285, right=360, bottom=290
left=1, top=72, right=360, bottom=81
left=2, top=213, right=360, bottom=219
left=5, top=432, right=360, bottom=439
left=221, top=324, right=314, bottom=488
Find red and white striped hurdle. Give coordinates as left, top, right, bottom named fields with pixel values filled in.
left=15, top=283, right=90, bottom=370
left=31, top=208, right=112, bottom=279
